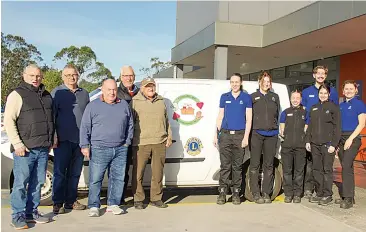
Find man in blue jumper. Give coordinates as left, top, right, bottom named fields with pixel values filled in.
left=301, top=65, right=339, bottom=198
left=80, top=78, right=134, bottom=217
left=51, top=64, right=90, bottom=214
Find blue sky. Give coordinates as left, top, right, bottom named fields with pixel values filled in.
left=1, top=1, right=176, bottom=81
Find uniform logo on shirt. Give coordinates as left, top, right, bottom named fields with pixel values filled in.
left=240, top=100, right=243, bottom=104
left=172, top=94, right=204, bottom=126
left=287, top=113, right=293, bottom=116
left=302, top=115, right=305, bottom=120
left=313, top=108, right=318, bottom=111
left=309, top=95, right=315, bottom=98
left=326, top=110, right=330, bottom=114
left=348, top=106, right=352, bottom=110
left=255, top=97, right=260, bottom=100
left=272, top=97, right=275, bottom=102
left=226, top=101, right=231, bottom=103
left=185, top=137, right=203, bottom=156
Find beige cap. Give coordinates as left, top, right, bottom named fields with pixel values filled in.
left=141, top=77, right=156, bottom=87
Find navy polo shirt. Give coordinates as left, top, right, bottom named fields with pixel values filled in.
left=301, top=85, right=339, bottom=111
left=340, top=97, right=366, bottom=132
left=219, top=91, right=252, bottom=130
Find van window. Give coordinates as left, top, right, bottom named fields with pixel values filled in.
left=89, top=88, right=101, bottom=98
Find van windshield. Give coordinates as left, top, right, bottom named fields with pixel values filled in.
left=89, top=88, right=101, bottom=98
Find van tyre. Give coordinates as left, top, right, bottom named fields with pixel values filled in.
left=244, top=165, right=282, bottom=202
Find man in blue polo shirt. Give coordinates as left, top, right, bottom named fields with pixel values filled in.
left=214, top=73, right=252, bottom=205
left=51, top=64, right=90, bottom=214
left=301, top=65, right=339, bottom=198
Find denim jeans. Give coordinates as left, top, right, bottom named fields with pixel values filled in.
left=88, top=145, right=128, bottom=208
left=11, top=147, right=48, bottom=218
left=52, top=141, right=84, bottom=205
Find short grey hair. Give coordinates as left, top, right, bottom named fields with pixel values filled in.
left=23, top=64, right=41, bottom=74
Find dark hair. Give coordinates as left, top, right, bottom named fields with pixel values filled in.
left=318, top=84, right=331, bottom=95
left=342, top=80, right=358, bottom=90
left=229, top=73, right=243, bottom=91
left=313, top=65, right=328, bottom=75
left=258, top=70, right=272, bottom=82
left=291, top=89, right=302, bottom=97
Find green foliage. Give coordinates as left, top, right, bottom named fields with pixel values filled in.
left=140, top=57, right=171, bottom=76
left=79, top=79, right=100, bottom=93
left=1, top=33, right=43, bottom=106
left=43, top=69, right=62, bottom=93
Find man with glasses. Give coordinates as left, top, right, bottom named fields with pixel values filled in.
left=117, top=65, right=140, bottom=204
left=51, top=64, right=90, bottom=214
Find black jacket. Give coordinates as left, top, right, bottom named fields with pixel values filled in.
left=251, top=90, right=280, bottom=130
left=116, top=84, right=139, bottom=104
left=305, top=101, right=341, bottom=147
left=282, top=106, right=307, bottom=148
left=11, top=82, right=54, bottom=152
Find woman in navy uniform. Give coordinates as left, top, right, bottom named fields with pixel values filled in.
left=336, top=80, right=366, bottom=209
left=214, top=73, right=252, bottom=205
left=305, top=84, right=341, bottom=206
left=279, top=90, right=308, bottom=203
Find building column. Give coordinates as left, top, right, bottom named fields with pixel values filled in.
left=174, top=64, right=184, bottom=79
left=214, top=45, right=228, bottom=80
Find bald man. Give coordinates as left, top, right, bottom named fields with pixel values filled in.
left=80, top=78, right=134, bottom=217
left=116, top=65, right=140, bottom=204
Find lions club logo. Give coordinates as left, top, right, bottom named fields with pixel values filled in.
left=172, top=94, right=204, bottom=126
left=184, top=137, right=203, bottom=156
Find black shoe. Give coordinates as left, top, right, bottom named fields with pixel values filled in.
left=263, top=193, right=272, bottom=204
left=309, top=196, right=322, bottom=203
left=150, top=200, right=168, bottom=208
left=284, top=196, right=293, bottom=203
left=53, top=203, right=65, bottom=214
left=216, top=188, right=226, bottom=205
left=303, top=190, right=313, bottom=199
left=319, top=196, right=333, bottom=206
left=253, top=193, right=265, bottom=204
left=335, top=198, right=343, bottom=204
left=340, top=197, right=353, bottom=209
left=134, top=201, right=144, bottom=210
left=293, top=196, right=301, bottom=203
left=232, top=191, right=241, bottom=205
left=64, top=200, right=86, bottom=210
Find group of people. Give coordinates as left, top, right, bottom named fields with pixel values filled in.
left=215, top=66, right=365, bottom=209
left=3, top=63, right=365, bottom=230
left=4, top=64, right=172, bottom=229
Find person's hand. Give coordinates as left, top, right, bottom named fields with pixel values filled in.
left=51, top=137, right=58, bottom=149
left=213, top=135, right=218, bottom=147
left=81, top=147, right=90, bottom=159
left=328, top=146, right=335, bottom=154
left=166, top=139, right=172, bottom=148
left=344, top=138, right=353, bottom=150
left=241, top=137, right=249, bottom=148
left=15, top=146, right=28, bottom=157
left=306, top=143, right=311, bottom=152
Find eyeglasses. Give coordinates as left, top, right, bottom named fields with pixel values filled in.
left=64, top=74, right=79, bottom=78
left=121, top=75, right=135, bottom=78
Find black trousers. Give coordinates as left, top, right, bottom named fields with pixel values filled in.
left=281, top=147, right=306, bottom=197
left=218, top=130, right=245, bottom=191
left=311, top=144, right=335, bottom=197
left=249, top=131, right=278, bottom=195
left=121, top=146, right=133, bottom=202
left=338, top=135, right=362, bottom=198
left=304, top=151, right=315, bottom=192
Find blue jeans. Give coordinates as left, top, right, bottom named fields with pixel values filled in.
left=88, top=145, right=128, bottom=208
left=52, top=141, right=84, bottom=205
left=11, top=147, right=48, bottom=218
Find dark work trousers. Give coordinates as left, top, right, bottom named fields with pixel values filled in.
left=338, top=135, right=362, bottom=198
left=218, top=129, right=245, bottom=192
left=249, top=131, right=278, bottom=195
left=121, top=146, right=133, bottom=203
left=311, top=144, right=335, bottom=197
left=304, top=151, right=315, bottom=193
left=281, top=147, right=306, bottom=197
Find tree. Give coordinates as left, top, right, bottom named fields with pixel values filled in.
left=140, top=57, right=171, bottom=76
left=79, top=79, right=100, bottom=93
left=42, top=69, right=63, bottom=92
left=1, top=33, right=43, bottom=106
left=53, top=45, right=113, bottom=82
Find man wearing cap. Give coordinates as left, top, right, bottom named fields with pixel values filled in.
left=131, top=77, right=172, bottom=209
left=116, top=65, right=140, bottom=204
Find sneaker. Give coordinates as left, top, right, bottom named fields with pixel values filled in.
left=340, top=197, right=353, bottom=209
left=263, top=193, right=272, bottom=204
left=309, top=195, right=322, bottom=203
left=293, top=196, right=301, bottom=203
left=319, top=196, right=333, bottom=206
left=303, top=190, right=313, bottom=199
left=232, top=191, right=241, bottom=205
left=150, top=200, right=168, bottom=208
left=253, top=193, right=265, bottom=204
left=11, top=212, right=28, bottom=230
left=106, top=205, right=123, bottom=215
left=335, top=198, right=343, bottom=204
left=53, top=204, right=65, bottom=214
left=134, top=201, right=144, bottom=210
left=284, top=196, right=293, bottom=203
left=88, top=207, right=100, bottom=217
left=64, top=200, right=86, bottom=210
left=216, top=188, right=226, bottom=205
left=26, top=210, right=50, bottom=224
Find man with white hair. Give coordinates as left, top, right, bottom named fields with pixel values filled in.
left=4, top=64, right=53, bottom=229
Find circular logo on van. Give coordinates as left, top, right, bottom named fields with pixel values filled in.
left=184, top=137, right=203, bottom=156
left=172, top=94, right=204, bottom=126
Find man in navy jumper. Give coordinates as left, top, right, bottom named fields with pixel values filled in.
left=301, top=65, right=339, bottom=198
left=80, top=78, right=134, bottom=217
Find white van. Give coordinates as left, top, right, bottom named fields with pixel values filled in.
left=1, top=79, right=290, bottom=205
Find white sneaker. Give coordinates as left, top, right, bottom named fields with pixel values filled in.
left=88, top=207, right=100, bottom=217
left=106, top=205, right=123, bottom=215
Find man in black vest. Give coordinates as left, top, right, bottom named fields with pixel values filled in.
left=116, top=65, right=139, bottom=204
left=4, top=64, right=54, bottom=229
